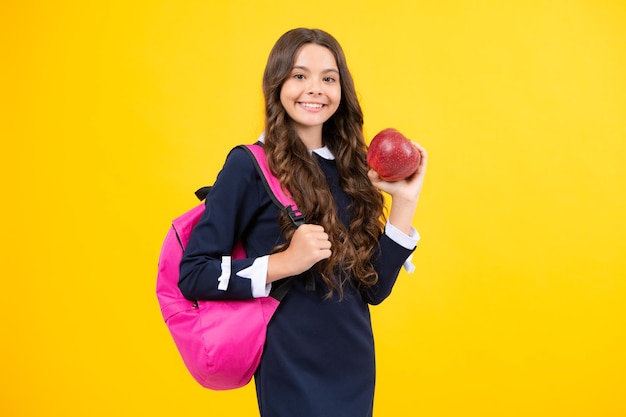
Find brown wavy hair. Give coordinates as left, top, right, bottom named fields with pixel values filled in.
left=262, top=28, right=385, bottom=298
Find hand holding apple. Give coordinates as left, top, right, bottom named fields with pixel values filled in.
left=367, top=128, right=421, bottom=182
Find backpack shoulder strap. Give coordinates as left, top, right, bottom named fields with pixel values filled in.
left=238, top=143, right=306, bottom=228
left=240, top=143, right=303, bottom=299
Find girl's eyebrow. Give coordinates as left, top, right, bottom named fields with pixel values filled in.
left=292, top=65, right=340, bottom=75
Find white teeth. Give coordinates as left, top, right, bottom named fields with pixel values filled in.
left=301, top=103, right=323, bottom=109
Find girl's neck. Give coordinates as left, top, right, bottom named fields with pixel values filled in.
left=295, top=126, right=323, bottom=150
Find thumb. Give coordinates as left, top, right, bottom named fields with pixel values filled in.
left=368, top=169, right=381, bottom=181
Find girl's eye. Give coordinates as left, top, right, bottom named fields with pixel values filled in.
left=293, top=74, right=305, bottom=80
left=323, top=77, right=336, bottom=83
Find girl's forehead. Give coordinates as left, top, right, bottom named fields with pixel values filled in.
left=292, top=44, right=338, bottom=68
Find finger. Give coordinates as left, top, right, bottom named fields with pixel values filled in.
left=316, top=229, right=329, bottom=238
left=305, top=229, right=329, bottom=242
left=317, top=238, right=332, bottom=249
left=302, top=224, right=325, bottom=233
left=318, top=248, right=332, bottom=260
left=368, top=169, right=381, bottom=181
left=412, top=142, right=428, bottom=166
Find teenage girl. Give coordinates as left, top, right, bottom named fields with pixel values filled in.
left=179, top=28, right=427, bottom=417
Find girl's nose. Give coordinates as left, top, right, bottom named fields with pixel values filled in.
left=307, top=80, right=323, bottom=95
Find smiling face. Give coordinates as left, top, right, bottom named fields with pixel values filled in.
left=279, top=43, right=341, bottom=148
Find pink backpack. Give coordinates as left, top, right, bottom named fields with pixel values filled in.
left=156, top=144, right=303, bottom=390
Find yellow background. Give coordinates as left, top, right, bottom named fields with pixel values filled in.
left=2, top=1, right=625, bottom=416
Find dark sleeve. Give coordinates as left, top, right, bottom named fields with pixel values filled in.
left=362, top=234, right=415, bottom=305
left=178, top=147, right=263, bottom=301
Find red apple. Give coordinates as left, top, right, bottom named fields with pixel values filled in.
left=367, top=128, right=420, bottom=181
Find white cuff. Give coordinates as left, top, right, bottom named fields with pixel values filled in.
left=402, top=255, right=416, bottom=274
left=385, top=221, right=420, bottom=249
left=236, top=255, right=272, bottom=298
left=217, top=256, right=232, bottom=291
left=385, top=222, right=420, bottom=274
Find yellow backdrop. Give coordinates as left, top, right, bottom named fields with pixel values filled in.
left=2, top=1, right=625, bottom=416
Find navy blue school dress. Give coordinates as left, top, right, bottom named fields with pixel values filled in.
left=179, top=143, right=418, bottom=417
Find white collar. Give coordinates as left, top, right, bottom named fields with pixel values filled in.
left=257, top=133, right=335, bottom=160
left=311, top=146, right=335, bottom=160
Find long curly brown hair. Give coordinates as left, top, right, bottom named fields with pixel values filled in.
left=262, top=28, right=385, bottom=298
